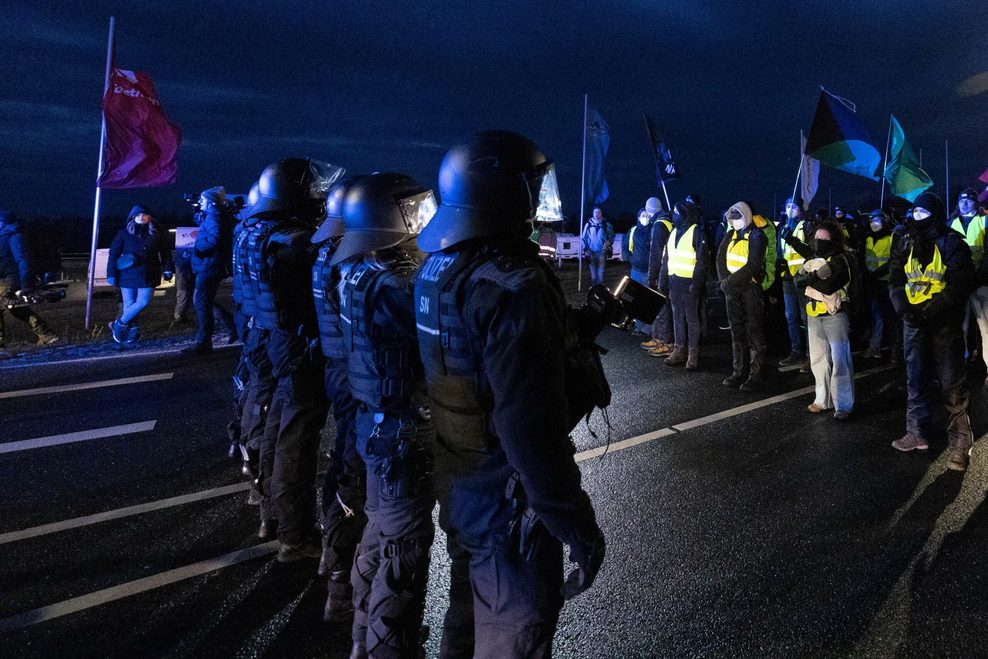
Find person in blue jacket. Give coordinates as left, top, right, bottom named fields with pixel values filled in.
left=106, top=205, right=173, bottom=344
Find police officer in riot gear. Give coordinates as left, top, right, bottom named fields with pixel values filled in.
left=330, top=172, right=437, bottom=658
left=311, top=178, right=369, bottom=623
left=247, top=158, right=343, bottom=560
left=415, top=130, right=605, bottom=658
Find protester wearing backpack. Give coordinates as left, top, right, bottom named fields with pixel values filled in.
left=795, top=220, right=854, bottom=420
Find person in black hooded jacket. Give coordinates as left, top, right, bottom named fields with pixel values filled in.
left=888, top=192, right=976, bottom=471
left=106, top=205, right=174, bottom=344
left=659, top=201, right=708, bottom=369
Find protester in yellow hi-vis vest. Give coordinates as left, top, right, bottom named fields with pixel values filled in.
left=642, top=197, right=675, bottom=356
left=795, top=221, right=854, bottom=420
left=658, top=201, right=708, bottom=369
left=862, top=209, right=900, bottom=361
left=950, top=188, right=988, bottom=380
left=778, top=196, right=814, bottom=369
left=888, top=192, right=976, bottom=472
left=717, top=201, right=767, bottom=391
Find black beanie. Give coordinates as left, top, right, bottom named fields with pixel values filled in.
left=912, top=192, right=945, bottom=223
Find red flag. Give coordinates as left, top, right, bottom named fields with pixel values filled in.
left=98, top=67, right=181, bottom=188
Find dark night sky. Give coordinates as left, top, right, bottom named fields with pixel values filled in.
left=1, top=0, right=986, bottom=232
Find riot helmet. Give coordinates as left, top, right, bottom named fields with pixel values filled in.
left=247, top=157, right=344, bottom=220
left=330, top=172, right=437, bottom=265
left=312, top=176, right=363, bottom=244
left=417, top=130, right=554, bottom=252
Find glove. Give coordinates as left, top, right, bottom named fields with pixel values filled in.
left=163, top=271, right=174, bottom=282
left=562, top=528, right=605, bottom=600
left=107, top=276, right=117, bottom=287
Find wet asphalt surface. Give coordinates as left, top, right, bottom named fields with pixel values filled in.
left=1, top=266, right=988, bottom=658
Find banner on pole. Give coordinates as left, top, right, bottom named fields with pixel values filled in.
left=586, top=106, right=609, bottom=204
left=643, top=113, right=681, bottom=184
left=98, top=67, right=181, bottom=189
left=805, top=89, right=881, bottom=181
left=799, top=131, right=819, bottom=210
left=883, top=116, right=934, bottom=202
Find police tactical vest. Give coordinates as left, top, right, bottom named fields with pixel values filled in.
left=248, top=219, right=312, bottom=330
left=905, top=244, right=946, bottom=305
left=415, top=248, right=491, bottom=453
left=340, top=261, right=421, bottom=410
left=668, top=225, right=698, bottom=279
left=312, top=242, right=343, bottom=360
left=231, top=221, right=257, bottom=316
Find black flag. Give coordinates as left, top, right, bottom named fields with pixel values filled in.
left=643, top=113, right=681, bottom=183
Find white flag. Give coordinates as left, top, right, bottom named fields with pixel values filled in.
left=800, top=130, right=819, bottom=210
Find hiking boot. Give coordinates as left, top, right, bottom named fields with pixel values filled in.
left=892, top=433, right=928, bottom=452
left=181, top=342, right=213, bottom=355
left=685, top=348, right=699, bottom=370
left=862, top=346, right=881, bottom=360
left=322, top=570, right=355, bottom=623
left=277, top=537, right=322, bottom=563
left=807, top=403, right=828, bottom=414
left=665, top=346, right=687, bottom=366
left=640, top=338, right=662, bottom=350
left=778, top=351, right=802, bottom=367
left=722, top=372, right=746, bottom=387
left=946, top=450, right=970, bottom=472
left=649, top=343, right=673, bottom=357
left=739, top=376, right=763, bottom=392
left=37, top=334, right=60, bottom=346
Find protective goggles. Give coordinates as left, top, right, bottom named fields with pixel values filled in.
left=397, top=189, right=438, bottom=234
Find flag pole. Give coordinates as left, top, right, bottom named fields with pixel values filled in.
left=578, top=93, right=588, bottom=293
left=880, top=114, right=892, bottom=209
left=85, top=16, right=115, bottom=331
left=790, top=132, right=802, bottom=207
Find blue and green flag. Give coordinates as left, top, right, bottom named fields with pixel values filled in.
left=884, top=116, right=933, bottom=202
left=805, top=89, right=881, bottom=181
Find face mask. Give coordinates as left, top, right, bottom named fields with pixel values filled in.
left=731, top=219, right=747, bottom=232
left=786, top=207, right=800, bottom=220
left=870, top=221, right=883, bottom=232
left=815, top=239, right=835, bottom=253
left=638, top=215, right=649, bottom=226
left=673, top=211, right=682, bottom=224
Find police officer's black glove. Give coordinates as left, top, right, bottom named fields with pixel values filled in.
left=563, top=527, right=606, bottom=600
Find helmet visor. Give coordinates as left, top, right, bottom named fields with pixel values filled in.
left=398, top=189, right=438, bottom=235
left=307, top=160, right=347, bottom=198
left=535, top=164, right=563, bottom=223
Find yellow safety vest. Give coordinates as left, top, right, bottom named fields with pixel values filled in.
left=628, top=225, right=638, bottom=253
left=782, top=221, right=805, bottom=276
left=950, top=215, right=986, bottom=267
left=904, top=244, right=946, bottom=305
left=864, top=235, right=893, bottom=281
left=806, top=256, right=849, bottom=317
left=726, top=230, right=752, bottom=276
left=667, top=225, right=698, bottom=279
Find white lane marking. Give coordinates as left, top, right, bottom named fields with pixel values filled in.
left=0, top=482, right=250, bottom=545
left=0, top=373, right=174, bottom=400
left=576, top=428, right=676, bottom=462
left=576, top=365, right=894, bottom=459
left=0, top=343, right=241, bottom=371
left=0, top=421, right=157, bottom=454
left=0, top=541, right=278, bottom=633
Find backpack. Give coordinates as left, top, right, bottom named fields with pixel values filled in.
left=752, top=214, right=776, bottom=291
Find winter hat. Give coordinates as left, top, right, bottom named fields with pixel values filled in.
left=785, top=195, right=804, bottom=208
left=869, top=209, right=886, bottom=220
left=912, top=192, right=946, bottom=222
left=200, top=185, right=227, bottom=207
left=645, top=197, right=662, bottom=215
left=958, top=188, right=978, bottom=204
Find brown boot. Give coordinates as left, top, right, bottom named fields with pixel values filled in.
left=665, top=345, right=687, bottom=366
left=685, top=348, right=699, bottom=370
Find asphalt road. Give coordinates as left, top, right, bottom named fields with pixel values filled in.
left=1, top=312, right=987, bottom=658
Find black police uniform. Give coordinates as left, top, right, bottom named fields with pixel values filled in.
left=251, top=217, right=328, bottom=547
left=340, top=255, right=435, bottom=658
left=311, top=239, right=367, bottom=621
left=416, top=238, right=602, bottom=658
